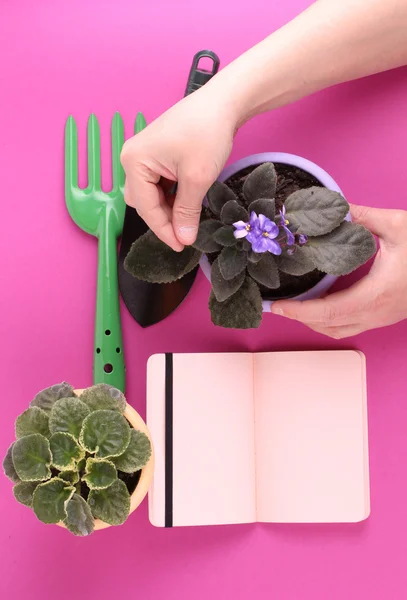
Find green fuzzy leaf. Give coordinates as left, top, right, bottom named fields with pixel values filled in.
left=210, top=257, right=246, bottom=302
left=247, top=253, right=280, bottom=289
left=206, top=180, right=238, bottom=217
left=83, top=458, right=117, bottom=490
left=243, top=163, right=277, bottom=204
left=3, top=443, right=20, bottom=483
left=112, top=429, right=152, bottom=473
left=192, top=219, right=222, bottom=253
left=220, top=201, right=249, bottom=226
left=80, top=384, right=126, bottom=414
left=15, top=407, right=50, bottom=439
left=32, top=478, right=75, bottom=524
left=276, top=247, right=316, bottom=276
left=284, top=187, right=349, bottom=236
left=87, top=479, right=131, bottom=526
left=12, top=434, right=52, bottom=482
left=13, top=481, right=40, bottom=507
left=209, top=277, right=263, bottom=329
left=49, top=432, right=84, bottom=471
left=59, top=470, right=79, bottom=485
left=240, top=238, right=251, bottom=252
left=213, top=225, right=237, bottom=247
left=248, top=198, right=276, bottom=221
left=218, top=246, right=248, bottom=281
left=306, top=222, right=377, bottom=276
left=63, top=493, right=95, bottom=536
left=124, top=229, right=201, bottom=284
left=49, top=398, right=90, bottom=440
left=80, top=410, right=131, bottom=459
left=30, top=382, right=76, bottom=413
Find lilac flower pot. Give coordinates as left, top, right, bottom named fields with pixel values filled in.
left=199, top=152, right=351, bottom=312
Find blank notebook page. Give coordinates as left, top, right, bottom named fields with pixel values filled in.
left=147, top=353, right=256, bottom=527
left=254, top=350, right=369, bottom=523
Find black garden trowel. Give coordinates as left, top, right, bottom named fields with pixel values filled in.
left=118, top=50, right=220, bottom=327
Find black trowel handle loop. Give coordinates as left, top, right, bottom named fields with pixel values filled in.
left=169, top=50, right=220, bottom=197
left=184, top=50, right=220, bottom=96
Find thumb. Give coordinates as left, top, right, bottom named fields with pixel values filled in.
left=172, top=175, right=210, bottom=245
left=349, top=204, right=402, bottom=242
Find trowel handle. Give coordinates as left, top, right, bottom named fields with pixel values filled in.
left=184, top=50, right=220, bottom=96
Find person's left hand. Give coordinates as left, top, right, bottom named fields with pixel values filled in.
left=271, top=204, right=407, bottom=339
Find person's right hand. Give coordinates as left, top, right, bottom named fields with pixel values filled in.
left=271, top=205, right=407, bottom=338
left=120, top=87, right=236, bottom=251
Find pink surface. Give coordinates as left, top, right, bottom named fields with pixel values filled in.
left=1, top=0, right=407, bottom=598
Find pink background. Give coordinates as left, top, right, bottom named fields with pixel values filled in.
left=1, top=0, right=407, bottom=598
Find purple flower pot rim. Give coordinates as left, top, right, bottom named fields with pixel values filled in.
left=199, top=152, right=351, bottom=313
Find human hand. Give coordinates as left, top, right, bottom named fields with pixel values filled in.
left=271, top=205, right=407, bottom=338
left=120, top=87, right=236, bottom=251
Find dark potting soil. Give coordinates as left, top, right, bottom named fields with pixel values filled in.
left=77, top=470, right=141, bottom=499
left=69, top=450, right=142, bottom=500
left=208, top=163, right=326, bottom=300
left=117, top=422, right=143, bottom=495
left=118, top=469, right=142, bottom=495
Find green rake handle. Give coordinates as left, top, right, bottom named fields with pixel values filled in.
left=94, top=113, right=147, bottom=390
left=65, top=112, right=140, bottom=392
left=94, top=215, right=125, bottom=390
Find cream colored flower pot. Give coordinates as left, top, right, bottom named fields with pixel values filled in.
left=58, top=391, right=154, bottom=532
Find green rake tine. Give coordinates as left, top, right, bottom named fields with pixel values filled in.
left=135, top=112, right=147, bottom=135
left=65, top=116, right=78, bottom=196
left=87, top=114, right=101, bottom=191
left=111, top=112, right=125, bottom=192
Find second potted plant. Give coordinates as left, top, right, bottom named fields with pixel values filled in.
left=124, top=153, right=376, bottom=329
left=3, top=382, right=153, bottom=536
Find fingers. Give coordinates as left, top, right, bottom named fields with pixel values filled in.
left=271, top=290, right=368, bottom=337
left=271, top=276, right=372, bottom=327
left=121, top=136, right=184, bottom=252
left=172, top=173, right=211, bottom=245
left=306, top=323, right=364, bottom=339
left=350, top=204, right=407, bottom=245
left=349, top=204, right=383, bottom=236
left=124, top=176, right=184, bottom=252
left=271, top=293, right=352, bottom=326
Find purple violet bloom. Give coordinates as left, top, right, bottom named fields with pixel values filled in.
left=251, top=213, right=282, bottom=255
left=298, top=234, right=308, bottom=246
left=233, top=212, right=282, bottom=255
left=279, top=205, right=295, bottom=246
left=233, top=211, right=259, bottom=240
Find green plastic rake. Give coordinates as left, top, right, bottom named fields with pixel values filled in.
left=64, top=112, right=143, bottom=392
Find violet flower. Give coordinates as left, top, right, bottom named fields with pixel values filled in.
left=251, top=213, right=282, bottom=255
left=279, top=205, right=295, bottom=246
left=233, top=212, right=282, bottom=255
left=233, top=211, right=259, bottom=240
left=286, top=233, right=308, bottom=256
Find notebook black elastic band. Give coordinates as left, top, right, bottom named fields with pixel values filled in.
left=165, top=353, right=173, bottom=528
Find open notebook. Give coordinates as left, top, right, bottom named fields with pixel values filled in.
left=147, top=350, right=369, bottom=527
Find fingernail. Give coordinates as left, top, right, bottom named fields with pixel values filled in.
left=272, top=307, right=284, bottom=316
left=178, top=226, right=197, bottom=242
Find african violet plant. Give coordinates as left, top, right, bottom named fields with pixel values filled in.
left=3, top=382, right=151, bottom=536
left=124, top=162, right=376, bottom=329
